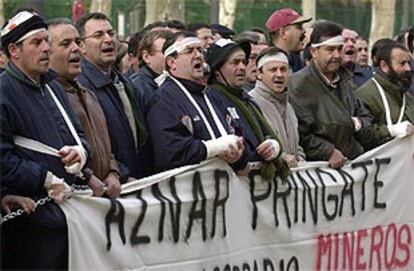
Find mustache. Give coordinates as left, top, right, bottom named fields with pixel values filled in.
left=387, top=70, right=412, bottom=90
left=328, top=57, right=341, bottom=64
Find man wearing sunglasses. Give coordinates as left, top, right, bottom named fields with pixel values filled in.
left=76, top=12, right=152, bottom=181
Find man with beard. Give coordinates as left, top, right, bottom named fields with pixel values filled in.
left=1, top=11, right=88, bottom=269
left=341, top=29, right=372, bottom=87
left=288, top=21, right=372, bottom=168
left=146, top=32, right=246, bottom=172
left=356, top=42, right=414, bottom=149
left=265, top=8, right=311, bottom=72
left=76, top=13, right=151, bottom=180
left=48, top=18, right=121, bottom=197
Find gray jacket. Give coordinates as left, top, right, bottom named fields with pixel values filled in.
left=250, top=80, right=305, bottom=161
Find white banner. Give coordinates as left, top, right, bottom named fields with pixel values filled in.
left=61, top=137, right=414, bottom=270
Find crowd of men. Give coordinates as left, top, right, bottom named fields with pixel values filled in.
left=0, top=6, right=413, bottom=269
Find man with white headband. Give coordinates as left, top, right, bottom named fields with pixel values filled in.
left=288, top=20, right=372, bottom=168
left=250, top=47, right=305, bottom=168
left=146, top=32, right=247, bottom=172
left=356, top=42, right=414, bottom=149
left=0, top=11, right=90, bottom=269
left=206, top=38, right=290, bottom=182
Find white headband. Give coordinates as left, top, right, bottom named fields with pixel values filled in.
left=311, top=35, right=344, bottom=48
left=16, top=28, right=47, bottom=44
left=257, top=52, right=289, bottom=69
left=1, top=11, right=34, bottom=37
left=164, top=37, right=201, bottom=58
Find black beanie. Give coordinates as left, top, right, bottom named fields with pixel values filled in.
left=1, top=11, right=47, bottom=49
left=205, top=38, right=251, bottom=72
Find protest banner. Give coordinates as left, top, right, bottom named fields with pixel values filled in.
left=61, top=137, right=414, bottom=270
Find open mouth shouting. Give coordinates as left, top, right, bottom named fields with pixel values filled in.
left=68, top=55, right=81, bottom=65
left=101, top=46, right=115, bottom=56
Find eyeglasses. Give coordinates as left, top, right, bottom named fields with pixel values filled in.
left=82, top=29, right=117, bottom=41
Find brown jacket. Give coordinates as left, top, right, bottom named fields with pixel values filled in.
left=63, top=80, right=118, bottom=180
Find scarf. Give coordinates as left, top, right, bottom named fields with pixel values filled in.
left=212, top=82, right=290, bottom=183
left=112, top=72, right=148, bottom=149
left=252, top=81, right=300, bottom=157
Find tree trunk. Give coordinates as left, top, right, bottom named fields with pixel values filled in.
left=90, top=0, right=112, bottom=16
left=129, top=0, right=145, bottom=33
left=369, top=0, right=395, bottom=48
left=401, top=0, right=409, bottom=30
left=301, top=0, right=316, bottom=27
left=211, top=0, right=219, bottom=24
left=144, top=0, right=185, bottom=26
left=25, top=0, right=45, bottom=17
left=219, top=0, right=237, bottom=29
left=0, top=0, right=4, bottom=28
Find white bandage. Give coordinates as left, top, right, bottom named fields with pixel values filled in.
left=215, top=38, right=235, bottom=47
left=164, top=37, right=201, bottom=58
left=311, top=35, right=344, bottom=48
left=44, top=171, right=64, bottom=189
left=351, top=117, right=362, bottom=132
left=1, top=11, right=33, bottom=37
left=60, top=145, right=87, bottom=174
left=203, top=135, right=239, bottom=159
left=257, top=53, right=289, bottom=69
left=388, top=121, right=413, bottom=138
left=15, top=28, right=47, bottom=44
left=44, top=171, right=72, bottom=202
left=263, top=139, right=281, bottom=160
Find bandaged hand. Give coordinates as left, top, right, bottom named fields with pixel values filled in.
left=388, top=121, right=414, bottom=138
left=44, top=171, right=72, bottom=203
left=218, top=137, right=244, bottom=163
left=203, top=135, right=243, bottom=162
left=284, top=154, right=299, bottom=168
left=58, top=145, right=87, bottom=174
left=256, top=139, right=281, bottom=161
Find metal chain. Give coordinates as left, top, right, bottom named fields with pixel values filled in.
left=0, top=196, right=53, bottom=225
left=0, top=185, right=92, bottom=225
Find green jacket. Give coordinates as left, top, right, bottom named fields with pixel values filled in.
left=356, top=73, right=414, bottom=149
left=288, top=62, right=372, bottom=161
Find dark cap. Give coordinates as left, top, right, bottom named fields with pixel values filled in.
left=266, top=8, right=311, bottom=33
left=206, top=38, right=251, bottom=71
left=1, top=11, right=47, bottom=49
left=210, top=23, right=235, bottom=39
